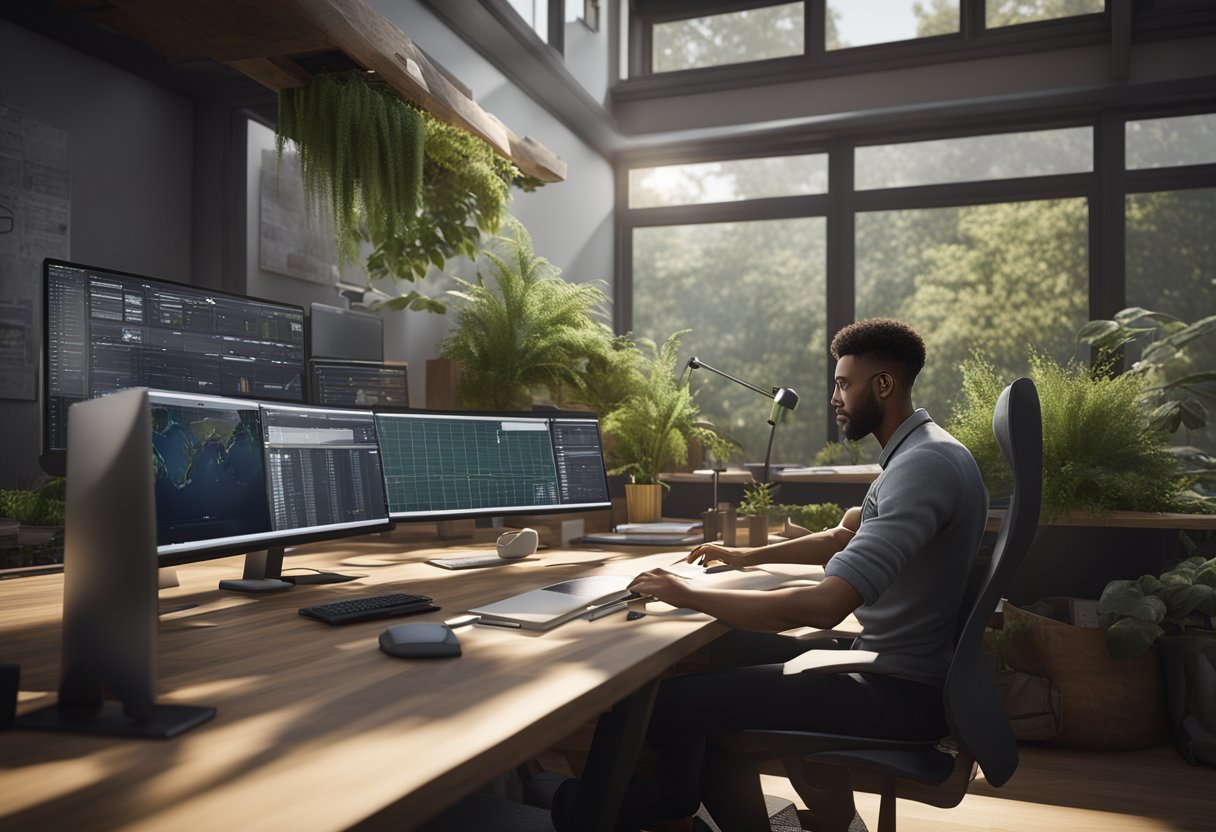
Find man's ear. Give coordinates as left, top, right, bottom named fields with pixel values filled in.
left=876, top=371, right=893, bottom=399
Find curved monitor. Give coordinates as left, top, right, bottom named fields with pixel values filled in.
left=41, top=259, right=306, bottom=476
left=375, top=410, right=611, bottom=521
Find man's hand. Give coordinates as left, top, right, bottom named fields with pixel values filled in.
left=685, top=543, right=751, bottom=568
left=628, top=569, right=696, bottom=608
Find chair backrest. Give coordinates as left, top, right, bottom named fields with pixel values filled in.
left=942, top=377, right=1041, bottom=788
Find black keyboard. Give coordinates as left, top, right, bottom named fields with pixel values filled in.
left=298, top=593, right=438, bottom=625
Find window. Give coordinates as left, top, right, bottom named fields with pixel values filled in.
left=827, top=0, right=958, bottom=50
left=628, top=154, right=827, bottom=208
left=1126, top=113, right=1216, bottom=170
left=652, top=2, right=805, bottom=73
left=633, top=218, right=827, bottom=464
left=1126, top=187, right=1216, bottom=455
left=855, top=127, right=1092, bottom=190
left=856, top=199, right=1090, bottom=423
left=508, top=0, right=550, bottom=43
left=985, top=0, right=1105, bottom=28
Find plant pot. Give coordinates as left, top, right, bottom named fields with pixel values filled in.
left=1002, top=602, right=1169, bottom=750
left=624, top=483, right=662, bottom=524
left=746, top=515, right=770, bottom=547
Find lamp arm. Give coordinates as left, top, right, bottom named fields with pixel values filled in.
left=686, top=358, right=773, bottom=399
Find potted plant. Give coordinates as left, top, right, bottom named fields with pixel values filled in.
left=737, top=481, right=776, bottom=546
left=439, top=218, right=615, bottom=410
left=1098, top=555, right=1216, bottom=659
left=601, top=330, right=733, bottom=524
left=0, top=478, right=66, bottom=547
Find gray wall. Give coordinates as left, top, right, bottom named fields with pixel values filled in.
left=0, top=19, right=194, bottom=488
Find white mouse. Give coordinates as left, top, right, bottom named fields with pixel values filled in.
left=496, top=527, right=539, bottom=559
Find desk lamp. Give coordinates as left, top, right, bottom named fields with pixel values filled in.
left=685, top=357, right=799, bottom=485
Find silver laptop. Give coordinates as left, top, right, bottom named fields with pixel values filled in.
left=469, top=574, right=634, bottom=630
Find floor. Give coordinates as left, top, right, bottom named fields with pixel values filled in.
left=755, top=745, right=1213, bottom=832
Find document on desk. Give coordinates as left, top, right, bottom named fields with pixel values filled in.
left=469, top=562, right=812, bottom=630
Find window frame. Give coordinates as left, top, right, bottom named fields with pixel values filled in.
left=617, top=95, right=1216, bottom=445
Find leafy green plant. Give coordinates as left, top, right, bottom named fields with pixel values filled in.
left=812, top=439, right=872, bottom=466
left=949, top=352, right=1190, bottom=521
left=564, top=333, right=645, bottom=417
left=602, top=330, right=735, bottom=486
left=439, top=218, right=613, bottom=410
left=277, top=70, right=425, bottom=268
left=774, top=501, right=844, bottom=531
left=1098, top=556, right=1216, bottom=659
left=0, top=481, right=65, bottom=527
left=738, top=482, right=776, bottom=518
left=278, top=71, right=542, bottom=314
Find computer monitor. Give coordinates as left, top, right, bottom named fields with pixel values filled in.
left=309, top=358, right=409, bottom=408
left=40, top=259, right=306, bottom=476
left=374, top=410, right=611, bottom=521
left=149, top=391, right=391, bottom=579
left=308, top=302, right=383, bottom=362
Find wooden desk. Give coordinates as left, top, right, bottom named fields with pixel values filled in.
left=0, top=531, right=754, bottom=832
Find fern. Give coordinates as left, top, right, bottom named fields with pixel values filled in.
left=439, top=219, right=613, bottom=410
left=601, top=331, right=736, bottom=485
left=949, top=352, right=1191, bottom=521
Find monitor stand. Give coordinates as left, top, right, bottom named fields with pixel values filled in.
left=217, top=546, right=359, bottom=592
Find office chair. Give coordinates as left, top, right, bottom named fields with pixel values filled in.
left=715, top=377, right=1042, bottom=832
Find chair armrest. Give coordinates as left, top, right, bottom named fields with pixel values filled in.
left=783, top=649, right=884, bottom=676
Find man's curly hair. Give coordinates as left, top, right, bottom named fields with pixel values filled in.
left=830, top=318, right=927, bottom=387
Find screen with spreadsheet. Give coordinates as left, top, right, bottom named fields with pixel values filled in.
left=374, top=411, right=611, bottom=520
left=309, top=359, right=409, bottom=408
left=41, top=259, right=306, bottom=473
left=260, top=404, right=389, bottom=534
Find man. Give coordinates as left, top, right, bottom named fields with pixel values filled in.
left=556, top=318, right=989, bottom=832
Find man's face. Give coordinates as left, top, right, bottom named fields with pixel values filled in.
left=831, top=356, right=884, bottom=442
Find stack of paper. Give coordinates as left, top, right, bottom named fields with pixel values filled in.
left=577, top=520, right=703, bottom=547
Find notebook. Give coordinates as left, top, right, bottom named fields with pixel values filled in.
left=469, top=574, right=635, bottom=630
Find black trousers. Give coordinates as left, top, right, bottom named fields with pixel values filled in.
left=625, top=631, right=948, bottom=831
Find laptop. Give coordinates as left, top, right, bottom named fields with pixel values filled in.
left=469, top=574, right=634, bottom=630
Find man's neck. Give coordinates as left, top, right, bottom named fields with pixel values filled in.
left=873, top=401, right=917, bottom=448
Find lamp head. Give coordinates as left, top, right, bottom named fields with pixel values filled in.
left=773, top=387, right=799, bottom=411
left=687, top=357, right=702, bottom=370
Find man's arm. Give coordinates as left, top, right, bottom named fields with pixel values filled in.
left=627, top=571, right=863, bottom=632
left=688, top=506, right=862, bottom=568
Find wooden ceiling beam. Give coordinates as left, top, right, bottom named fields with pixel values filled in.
left=56, top=0, right=566, bottom=181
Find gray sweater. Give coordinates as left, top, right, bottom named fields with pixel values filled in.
left=823, top=409, right=988, bottom=684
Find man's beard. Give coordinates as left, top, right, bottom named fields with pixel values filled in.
left=839, top=386, right=882, bottom=442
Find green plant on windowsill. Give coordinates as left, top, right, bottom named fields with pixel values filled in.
left=439, top=218, right=614, bottom=411
left=949, top=351, right=1198, bottom=522
left=738, top=481, right=776, bottom=518
left=601, top=330, right=735, bottom=487
left=1098, top=556, right=1216, bottom=659
left=775, top=501, right=845, bottom=532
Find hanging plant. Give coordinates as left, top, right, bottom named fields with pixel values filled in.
left=276, top=70, right=546, bottom=315
left=276, top=70, right=424, bottom=266
left=365, top=111, right=538, bottom=313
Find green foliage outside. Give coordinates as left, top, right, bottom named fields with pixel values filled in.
left=439, top=219, right=613, bottom=410
left=277, top=71, right=540, bottom=314
left=916, top=0, right=1104, bottom=32
left=602, top=330, right=736, bottom=486
left=0, top=480, right=66, bottom=527
left=812, top=439, right=876, bottom=466
left=949, top=352, right=1198, bottom=522
left=1098, top=556, right=1216, bottom=659
left=738, top=481, right=776, bottom=518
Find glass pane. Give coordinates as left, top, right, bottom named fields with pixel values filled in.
left=507, top=0, right=548, bottom=42
left=633, top=218, right=827, bottom=465
left=986, top=0, right=1105, bottom=28
left=856, top=127, right=1092, bottom=190
left=1126, top=188, right=1216, bottom=457
left=653, top=2, right=804, bottom=73
left=1126, top=113, right=1216, bottom=170
left=827, top=0, right=958, bottom=50
left=629, top=155, right=828, bottom=209
left=855, top=199, right=1089, bottom=427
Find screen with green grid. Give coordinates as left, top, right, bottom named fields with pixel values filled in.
left=375, top=413, right=562, bottom=517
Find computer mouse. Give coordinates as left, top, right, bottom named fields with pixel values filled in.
left=379, top=622, right=461, bottom=658
left=496, top=527, right=539, bottom=559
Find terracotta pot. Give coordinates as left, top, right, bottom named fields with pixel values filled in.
left=624, top=483, right=662, bottom=524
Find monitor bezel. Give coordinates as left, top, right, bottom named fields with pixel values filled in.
left=149, top=390, right=392, bottom=568
left=307, top=357, right=410, bottom=410
left=39, top=258, right=308, bottom=477
left=373, top=407, right=611, bottom=522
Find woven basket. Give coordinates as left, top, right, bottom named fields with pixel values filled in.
left=1002, top=602, right=1169, bottom=750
